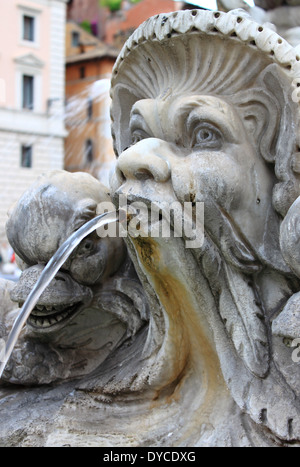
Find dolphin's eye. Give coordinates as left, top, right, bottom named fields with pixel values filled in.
left=76, top=239, right=94, bottom=257
left=191, top=124, right=222, bottom=149
left=83, top=240, right=93, bottom=250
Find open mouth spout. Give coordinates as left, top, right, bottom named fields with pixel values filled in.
left=10, top=264, right=92, bottom=332
left=25, top=301, right=83, bottom=330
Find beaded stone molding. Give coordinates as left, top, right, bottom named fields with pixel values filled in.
left=110, top=8, right=300, bottom=155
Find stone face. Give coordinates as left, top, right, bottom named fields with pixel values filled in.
left=1, top=9, right=300, bottom=447
left=109, top=9, right=300, bottom=445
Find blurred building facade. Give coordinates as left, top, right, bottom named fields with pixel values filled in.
left=66, top=0, right=182, bottom=46
left=64, top=0, right=182, bottom=184
left=104, top=0, right=183, bottom=47
left=0, top=0, right=68, bottom=243
left=65, top=22, right=118, bottom=182
left=66, top=0, right=109, bottom=41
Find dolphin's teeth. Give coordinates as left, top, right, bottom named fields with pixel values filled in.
left=28, top=302, right=82, bottom=330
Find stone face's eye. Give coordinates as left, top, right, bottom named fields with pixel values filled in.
left=191, top=124, right=222, bottom=150
left=197, top=128, right=214, bottom=142
left=131, top=129, right=149, bottom=145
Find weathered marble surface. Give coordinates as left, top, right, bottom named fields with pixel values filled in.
left=1, top=9, right=300, bottom=447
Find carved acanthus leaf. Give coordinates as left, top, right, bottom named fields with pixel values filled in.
left=221, top=263, right=270, bottom=378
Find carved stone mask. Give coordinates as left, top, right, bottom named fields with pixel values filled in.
left=108, top=9, right=300, bottom=444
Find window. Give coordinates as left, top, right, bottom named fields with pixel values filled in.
left=72, top=31, right=80, bottom=47
left=85, top=139, right=93, bottom=163
left=21, top=145, right=32, bottom=168
left=19, top=7, right=40, bottom=46
left=80, top=66, right=85, bottom=79
left=23, top=15, right=35, bottom=42
left=87, top=97, right=93, bottom=120
left=22, top=75, right=34, bottom=110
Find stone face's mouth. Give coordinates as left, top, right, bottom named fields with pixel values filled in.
left=23, top=302, right=83, bottom=331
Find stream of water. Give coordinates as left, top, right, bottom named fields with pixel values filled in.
left=0, top=210, right=118, bottom=378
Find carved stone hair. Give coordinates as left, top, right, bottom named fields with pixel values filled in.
left=110, top=9, right=300, bottom=218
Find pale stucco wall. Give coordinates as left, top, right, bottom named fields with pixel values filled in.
left=0, top=0, right=67, bottom=245
left=0, top=0, right=52, bottom=112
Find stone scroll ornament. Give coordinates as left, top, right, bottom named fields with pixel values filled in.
left=1, top=9, right=300, bottom=447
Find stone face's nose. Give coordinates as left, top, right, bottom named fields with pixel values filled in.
left=116, top=138, right=171, bottom=184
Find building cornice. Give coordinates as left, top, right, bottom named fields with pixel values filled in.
left=14, top=53, right=45, bottom=69
left=18, top=0, right=68, bottom=9
left=0, top=107, right=67, bottom=138
left=17, top=4, right=42, bottom=14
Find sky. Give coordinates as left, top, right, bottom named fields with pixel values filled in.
left=175, top=0, right=255, bottom=9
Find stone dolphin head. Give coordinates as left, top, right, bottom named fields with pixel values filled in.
left=2, top=170, right=148, bottom=385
